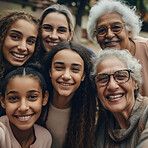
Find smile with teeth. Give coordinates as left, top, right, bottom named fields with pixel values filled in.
left=60, top=82, right=73, bottom=86
left=46, top=41, right=58, bottom=46
left=12, top=52, right=26, bottom=58
left=106, top=94, right=124, bottom=100
left=15, top=115, right=32, bottom=121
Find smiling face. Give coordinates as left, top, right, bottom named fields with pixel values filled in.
left=0, top=76, right=48, bottom=131
left=49, top=49, right=85, bottom=98
left=41, top=12, right=72, bottom=52
left=2, top=19, right=38, bottom=66
left=96, top=12, right=131, bottom=50
left=95, top=56, right=137, bottom=114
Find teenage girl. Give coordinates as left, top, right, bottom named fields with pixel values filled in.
left=43, top=40, right=97, bottom=148
left=0, top=10, right=39, bottom=80
left=0, top=63, right=52, bottom=148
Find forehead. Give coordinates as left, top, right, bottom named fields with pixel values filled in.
left=6, top=75, right=41, bottom=90
left=52, top=49, right=84, bottom=66
left=8, top=19, right=38, bottom=35
left=42, top=12, right=69, bottom=26
left=10, top=19, right=37, bottom=29
left=96, top=56, right=127, bottom=73
left=97, top=12, right=123, bottom=26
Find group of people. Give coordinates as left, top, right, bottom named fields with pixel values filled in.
left=0, top=0, right=148, bottom=148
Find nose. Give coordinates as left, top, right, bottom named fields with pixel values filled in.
left=50, top=30, right=59, bottom=40
left=105, top=28, right=115, bottom=38
left=18, top=99, right=29, bottom=112
left=17, top=40, right=27, bottom=51
left=62, top=70, right=71, bottom=80
left=107, top=76, right=119, bottom=90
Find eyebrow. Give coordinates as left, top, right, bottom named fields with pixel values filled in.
left=7, top=90, right=40, bottom=95
left=54, top=62, right=82, bottom=67
left=10, top=30, right=37, bottom=39
left=42, top=24, right=68, bottom=29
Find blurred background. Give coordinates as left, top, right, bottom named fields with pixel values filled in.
left=0, top=0, right=148, bottom=53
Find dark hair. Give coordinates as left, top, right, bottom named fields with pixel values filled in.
left=43, top=40, right=97, bottom=148
left=0, top=10, right=39, bottom=79
left=0, top=62, right=48, bottom=126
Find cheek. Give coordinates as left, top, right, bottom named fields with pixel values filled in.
left=30, top=102, right=43, bottom=116
left=42, top=31, right=48, bottom=39
left=28, top=45, right=35, bottom=55
left=5, top=104, right=16, bottom=115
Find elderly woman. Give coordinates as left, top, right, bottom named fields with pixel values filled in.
left=87, top=0, right=148, bottom=97
left=91, top=49, right=148, bottom=147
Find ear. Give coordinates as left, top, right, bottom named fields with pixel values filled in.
left=0, top=93, right=6, bottom=109
left=42, top=90, right=49, bottom=106
left=81, top=73, right=86, bottom=82
left=128, top=31, right=132, bottom=38
left=133, top=81, right=138, bottom=90
left=68, top=30, right=74, bottom=41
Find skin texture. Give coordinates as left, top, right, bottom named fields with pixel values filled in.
left=0, top=76, right=48, bottom=147
left=96, top=56, right=137, bottom=128
left=96, top=12, right=134, bottom=54
left=3, top=19, right=38, bottom=66
left=49, top=49, right=85, bottom=109
left=41, top=12, right=72, bottom=52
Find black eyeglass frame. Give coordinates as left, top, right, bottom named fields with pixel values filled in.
left=95, top=22, right=125, bottom=37
left=94, top=69, right=132, bottom=86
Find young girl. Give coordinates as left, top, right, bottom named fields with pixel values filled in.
left=0, top=63, right=52, bottom=148
left=37, top=4, right=74, bottom=55
left=0, top=10, right=39, bottom=80
left=43, top=40, right=97, bottom=148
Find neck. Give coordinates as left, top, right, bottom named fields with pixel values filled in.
left=128, top=39, right=136, bottom=56
left=52, top=90, right=74, bottom=109
left=10, top=122, right=35, bottom=148
left=113, top=105, right=134, bottom=129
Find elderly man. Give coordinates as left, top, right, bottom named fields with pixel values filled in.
left=87, top=0, right=148, bottom=97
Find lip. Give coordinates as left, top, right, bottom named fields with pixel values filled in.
left=14, top=114, right=33, bottom=122
left=104, top=41, right=119, bottom=47
left=11, top=52, right=28, bottom=61
left=58, top=81, right=74, bottom=89
left=106, top=93, right=124, bottom=102
left=45, top=40, right=59, bottom=47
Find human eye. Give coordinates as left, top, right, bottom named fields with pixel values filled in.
left=10, top=33, right=20, bottom=40
left=112, top=23, right=122, bottom=32
left=95, top=74, right=108, bottom=83
left=27, top=38, right=36, bottom=45
left=58, top=27, right=67, bottom=33
left=28, top=95, right=38, bottom=101
left=97, top=26, right=107, bottom=36
left=7, top=96, right=19, bottom=102
left=72, top=67, right=80, bottom=73
left=54, top=64, right=64, bottom=71
left=115, top=71, right=128, bottom=80
left=42, top=25, right=52, bottom=32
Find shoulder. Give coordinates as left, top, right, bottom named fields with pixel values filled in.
left=134, top=36, right=148, bottom=46
left=0, top=120, right=11, bottom=148
left=34, top=124, right=52, bottom=137
left=33, top=124, right=52, bottom=146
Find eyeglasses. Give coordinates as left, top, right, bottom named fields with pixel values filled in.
left=94, top=69, right=132, bottom=86
left=96, top=22, right=124, bottom=37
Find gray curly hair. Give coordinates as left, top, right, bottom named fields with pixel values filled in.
left=87, top=0, right=142, bottom=41
left=91, top=49, right=142, bottom=90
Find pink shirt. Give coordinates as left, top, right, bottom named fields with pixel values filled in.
left=134, top=36, right=148, bottom=97
left=0, top=121, right=12, bottom=148
left=0, top=116, right=52, bottom=148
